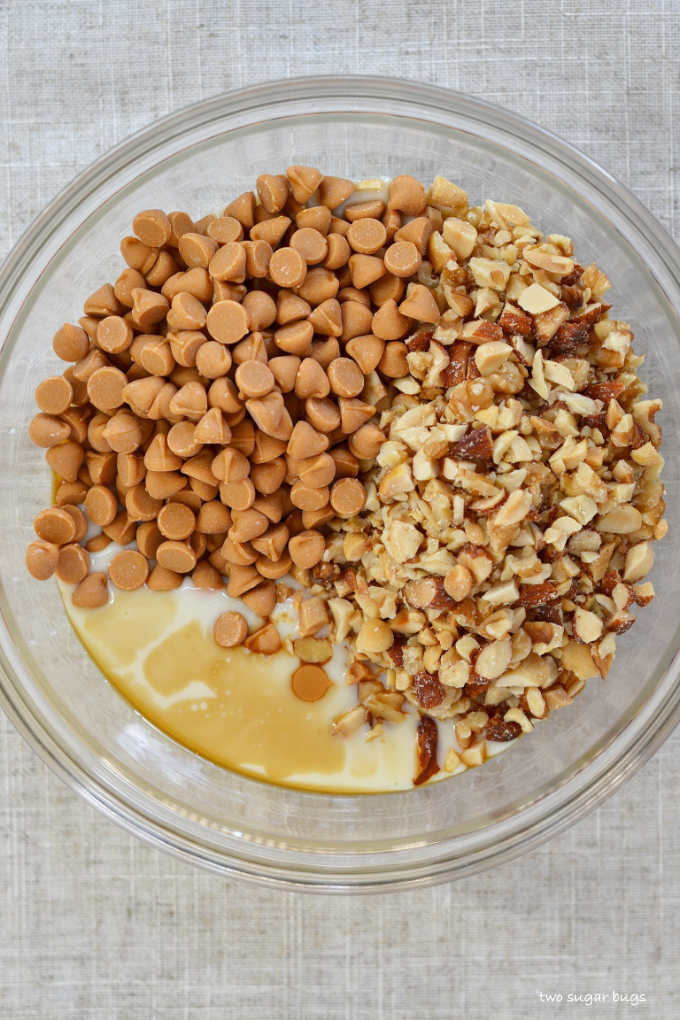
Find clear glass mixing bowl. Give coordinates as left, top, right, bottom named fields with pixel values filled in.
left=1, top=76, right=678, bottom=891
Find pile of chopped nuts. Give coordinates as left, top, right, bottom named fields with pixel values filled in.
left=25, top=169, right=666, bottom=785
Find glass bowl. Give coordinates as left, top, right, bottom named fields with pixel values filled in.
left=1, top=76, right=679, bottom=892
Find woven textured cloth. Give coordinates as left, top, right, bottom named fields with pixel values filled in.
left=1, top=1, right=679, bottom=1017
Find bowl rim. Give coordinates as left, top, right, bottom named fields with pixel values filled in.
left=1, top=73, right=679, bottom=892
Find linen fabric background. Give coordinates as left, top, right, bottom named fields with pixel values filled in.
left=1, top=1, right=679, bottom=1017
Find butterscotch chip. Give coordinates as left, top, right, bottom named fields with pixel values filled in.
left=156, top=540, right=197, bottom=574
left=167, top=292, right=207, bottom=332
left=383, top=240, right=421, bottom=278
left=227, top=563, right=262, bottom=598
left=256, top=173, right=289, bottom=213
left=330, top=477, right=366, bottom=516
left=208, top=377, right=243, bottom=414
left=291, top=664, right=330, bottom=702
left=138, top=337, right=175, bottom=376
left=136, top=522, right=163, bottom=559
left=304, top=397, right=341, bottom=434
left=205, top=299, right=248, bottom=344
left=244, top=390, right=285, bottom=436
left=190, top=560, right=223, bottom=590
left=131, top=288, right=170, bottom=330
left=286, top=164, right=322, bottom=203
left=399, top=283, right=440, bottom=322
left=95, top=315, right=134, bottom=354
left=145, top=470, right=186, bottom=501
left=372, top=299, right=410, bottom=340
left=348, top=253, right=385, bottom=289
left=241, top=291, right=276, bottom=332
left=223, top=191, right=255, bottom=228
left=288, top=530, right=325, bottom=569
left=341, top=300, right=374, bottom=343
left=330, top=445, right=359, bottom=478
left=212, top=611, right=248, bottom=648
left=53, top=323, right=90, bottom=362
left=347, top=217, right=387, bottom=255
left=370, top=273, right=405, bottom=306
left=32, top=507, right=75, bottom=546
left=287, top=419, right=329, bottom=460
left=121, top=236, right=157, bottom=274
left=311, top=337, right=340, bottom=368
left=87, top=366, right=127, bottom=411
left=167, top=210, right=195, bottom=245
left=251, top=522, right=289, bottom=560
left=211, top=447, right=250, bottom=482
left=323, top=233, right=351, bottom=271
left=318, top=176, right=353, bottom=209
left=394, top=216, right=432, bottom=254
left=116, top=452, right=145, bottom=488
left=338, top=397, right=375, bottom=434
left=109, top=549, right=149, bottom=591
left=147, top=564, right=184, bottom=591
left=103, top=411, right=143, bottom=453
left=243, top=239, right=272, bottom=278
left=249, top=458, right=285, bottom=496
left=208, top=241, right=246, bottom=282
left=35, top=376, right=73, bottom=415
left=125, top=484, right=162, bottom=522
left=156, top=501, right=195, bottom=541
left=83, top=485, right=117, bottom=527
left=84, top=283, right=123, bottom=318
left=327, top=357, right=364, bottom=398
left=274, top=320, right=313, bottom=357
left=267, top=355, right=299, bottom=393
left=29, top=413, right=70, bottom=448
left=220, top=478, right=256, bottom=512
left=295, top=358, right=330, bottom=399
left=72, top=572, right=109, bottom=608
left=345, top=199, right=385, bottom=222
left=103, top=511, right=136, bottom=545
left=194, top=407, right=231, bottom=446
left=345, top=334, right=385, bottom=374
left=229, top=508, right=269, bottom=543
left=178, top=232, right=218, bottom=269
left=133, top=209, right=171, bottom=247
left=277, top=291, right=311, bottom=326
left=26, top=540, right=59, bottom=580
left=289, top=482, right=329, bottom=512
left=297, top=267, right=339, bottom=305
left=55, top=480, right=88, bottom=507
left=234, top=360, right=275, bottom=399
left=221, top=538, right=257, bottom=566
left=256, top=553, right=292, bottom=580
left=388, top=174, right=427, bottom=215
left=242, top=581, right=276, bottom=617
left=207, top=216, right=243, bottom=244
left=72, top=348, right=108, bottom=384
left=250, top=216, right=291, bottom=247
left=46, top=441, right=84, bottom=483
left=267, top=247, right=306, bottom=289
left=166, top=422, right=200, bottom=460
left=60, top=504, right=88, bottom=542
left=348, top=422, right=385, bottom=460
left=244, top=621, right=282, bottom=654
left=290, top=228, right=328, bottom=265
left=168, top=381, right=208, bottom=420
left=196, top=501, right=230, bottom=535
left=85, top=533, right=112, bottom=553
left=378, top=341, right=409, bottom=378
left=193, top=341, right=230, bottom=380
left=229, top=419, right=257, bottom=456
left=298, top=452, right=336, bottom=489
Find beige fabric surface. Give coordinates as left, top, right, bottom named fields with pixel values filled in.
left=1, top=1, right=679, bottom=1017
